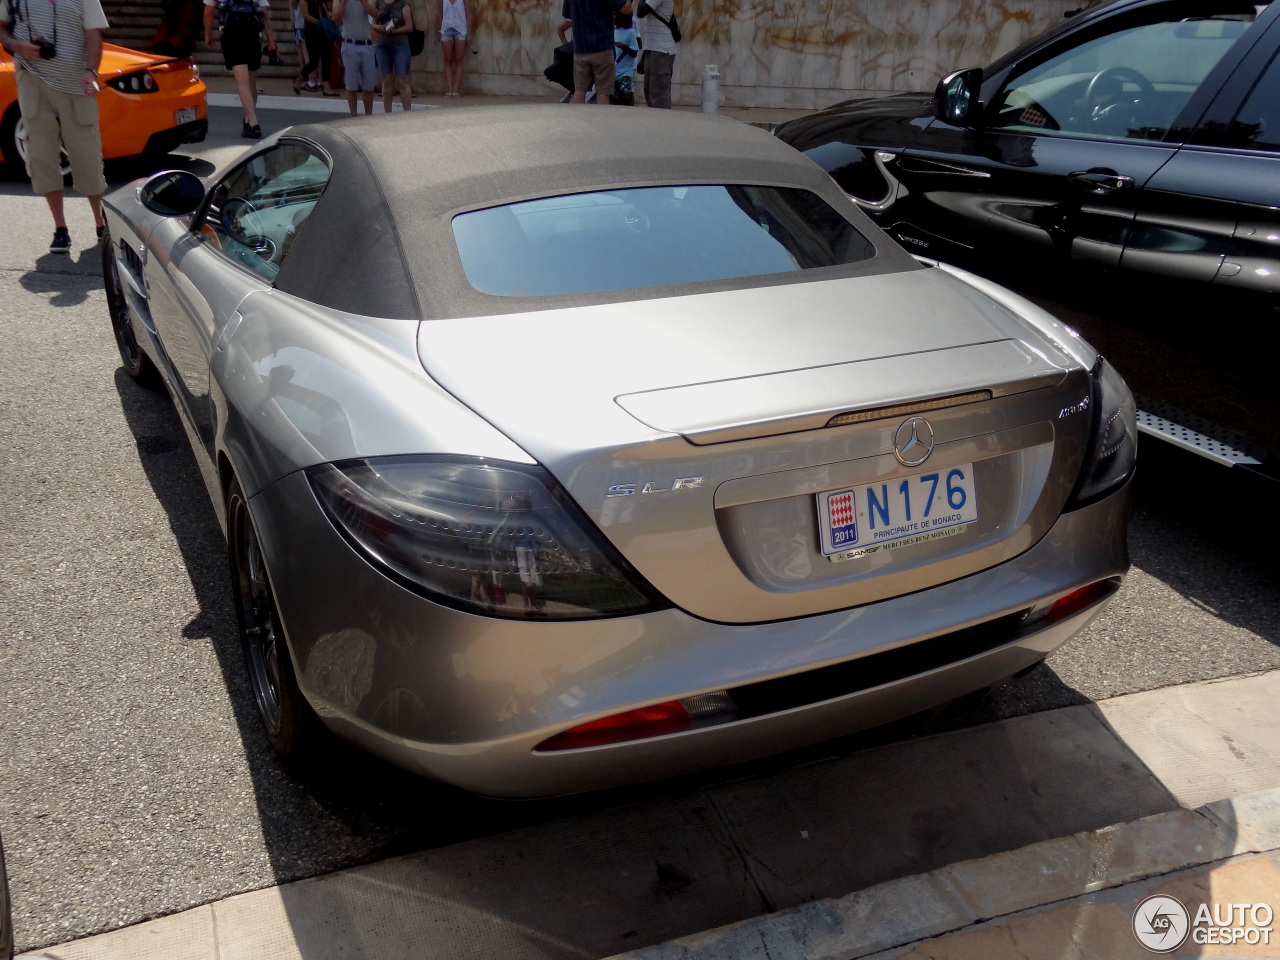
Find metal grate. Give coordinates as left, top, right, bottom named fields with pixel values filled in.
left=1134, top=395, right=1265, bottom=467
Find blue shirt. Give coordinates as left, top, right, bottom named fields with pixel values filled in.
left=561, top=0, right=625, bottom=55
left=614, top=25, right=636, bottom=78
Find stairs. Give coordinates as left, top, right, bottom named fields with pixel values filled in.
left=103, top=0, right=302, bottom=79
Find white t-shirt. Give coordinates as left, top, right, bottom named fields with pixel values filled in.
left=0, top=0, right=109, bottom=95
left=637, top=0, right=677, bottom=55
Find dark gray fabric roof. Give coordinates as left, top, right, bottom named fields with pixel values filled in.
left=273, top=105, right=920, bottom=320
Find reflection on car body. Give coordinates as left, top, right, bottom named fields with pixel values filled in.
left=101, top=107, right=1134, bottom=797
left=776, top=0, right=1280, bottom=475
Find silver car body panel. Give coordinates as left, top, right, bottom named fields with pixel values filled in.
left=100, top=108, right=1131, bottom=796
left=250, top=469, right=1129, bottom=797
left=416, top=268, right=1095, bottom=623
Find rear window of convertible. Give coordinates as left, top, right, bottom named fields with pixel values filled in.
left=451, top=185, right=876, bottom=297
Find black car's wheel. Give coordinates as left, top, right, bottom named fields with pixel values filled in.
left=102, top=229, right=159, bottom=385
left=227, top=477, right=317, bottom=758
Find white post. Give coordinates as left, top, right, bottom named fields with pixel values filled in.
left=700, top=64, right=721, bottom=114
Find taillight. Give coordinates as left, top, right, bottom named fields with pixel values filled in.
left=536, top=691, right=737, bottom=751
left=1042, top=580, right=1116, bottom=626
left=309, top=456, right=670, bottom=621
left=107, top=71, right=158, bottom=93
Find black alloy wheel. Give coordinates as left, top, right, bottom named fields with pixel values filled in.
left=227, top=477, right=316, bottom=758
left=101, top=231, right=158, bottom=385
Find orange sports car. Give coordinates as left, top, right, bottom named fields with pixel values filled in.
left=0, top=42, right=207, bottom=173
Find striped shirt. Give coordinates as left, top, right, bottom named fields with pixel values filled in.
left=0, top=0, right=109, bottom=95
left=637, top=0, right=677, bottom=55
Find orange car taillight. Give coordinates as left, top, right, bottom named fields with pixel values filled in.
left=107, top=71, right=158, bottom=93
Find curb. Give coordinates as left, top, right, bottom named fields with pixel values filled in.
left=605, top=786, right=1280, bottom=960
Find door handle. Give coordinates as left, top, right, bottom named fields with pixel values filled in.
left=1067, top=169, right=1136, bottom=194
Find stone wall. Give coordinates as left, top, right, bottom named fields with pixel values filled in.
left=410, top=0, right=1079, bottom=107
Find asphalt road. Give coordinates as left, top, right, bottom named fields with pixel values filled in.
left=1, top=104, right=1278, bottom=953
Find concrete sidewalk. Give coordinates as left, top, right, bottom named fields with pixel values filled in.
left=200, top=74, right=815, bottom=126
left=17, top=671, right=1280, bottom=960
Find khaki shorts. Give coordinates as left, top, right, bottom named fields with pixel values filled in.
left=15, top=70, right=107, bottom=197
left=573, top=49, right=615, bottom=99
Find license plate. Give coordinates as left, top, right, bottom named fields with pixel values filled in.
left=817, top=464, right=979, bottom=563
left=175, top=106, right=196, bottom=124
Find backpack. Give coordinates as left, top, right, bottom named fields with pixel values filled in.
left=219, top=0, right=261, bottom=30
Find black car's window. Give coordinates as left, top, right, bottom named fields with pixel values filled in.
left=451, top=185, right=876, bottom=297
left=988, top=7, right=1260, bottom=142
left=1225, top=48, right=1280, bottom=150
left=201, top=143, right=331, bottom=281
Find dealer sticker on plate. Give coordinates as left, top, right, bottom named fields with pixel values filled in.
left=817, top=464, right=979, bottom=563
left=175, top=107, right=196, bottom=124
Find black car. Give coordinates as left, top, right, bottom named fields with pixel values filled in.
left=776, top=0, right=1280, bottom=475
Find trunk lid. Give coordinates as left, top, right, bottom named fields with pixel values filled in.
left=417, top=268, right=1094, bottom=623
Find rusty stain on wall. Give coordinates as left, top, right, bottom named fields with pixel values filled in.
left=412, top=0, right=1074, bottom=108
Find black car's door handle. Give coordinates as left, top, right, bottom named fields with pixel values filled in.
left=1067, top=169, right=1136, bottom=194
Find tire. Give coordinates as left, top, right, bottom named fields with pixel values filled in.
left=101, top=228, right=160, bottom=386
left=0, top=106, right=70, bottom=179
left=226, top=476, right=319, bottom=759
left=0, top=106, right=20, bottom=177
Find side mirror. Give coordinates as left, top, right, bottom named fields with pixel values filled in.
left=935, top=68, right=983, bottom=127
left=138, top=170, right=205, bottom=217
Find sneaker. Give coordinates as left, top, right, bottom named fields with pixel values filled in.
left=241, top=122, right=263, bottom=139
left=49, top=227, right=71, bottom=254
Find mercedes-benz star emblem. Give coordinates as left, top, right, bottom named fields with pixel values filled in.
left=894, top=417, right=935, bottom=467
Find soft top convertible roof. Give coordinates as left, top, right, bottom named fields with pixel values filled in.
left=273, top=105, right=918, bottom=320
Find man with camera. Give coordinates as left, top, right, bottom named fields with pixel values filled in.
left=0, top=0, right=110, bottom=254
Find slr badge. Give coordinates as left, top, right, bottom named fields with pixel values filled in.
left=607, top=477, right=705, bottom=497
left=894, top=417, right=935, bottom=467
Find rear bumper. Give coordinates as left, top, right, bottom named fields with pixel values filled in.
left=250, top=470, right=1131, bottom=797
left=143, top=118, right=209, bottom=155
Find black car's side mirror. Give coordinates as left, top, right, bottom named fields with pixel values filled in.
left=139, top=170, right=205, bottom=218
left=935, top=68, right=983, bottom=127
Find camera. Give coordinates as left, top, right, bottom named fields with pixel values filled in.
left=34, top=36, right=57, bottom=59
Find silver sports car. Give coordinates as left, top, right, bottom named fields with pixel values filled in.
left=102, top=106, right=1134, bottom=797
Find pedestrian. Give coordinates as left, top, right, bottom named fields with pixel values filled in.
left=293, top=0, right=334, bottom=95
left=203, top=0, right=277, bottom=137
left=0, top=0, right=110, bottom=253
left=289, top=0, right=310, bottom=79
left=561, top=0, right=629, bottom=105
left=612, top=7, right=636, bottom=105
left=635, top=0, right=675, bottom=108
left=337, top=0, right=376, bottom=114
left=438, top=0, right=471, bottom=96
left=372, top=0, right=412, bottom=112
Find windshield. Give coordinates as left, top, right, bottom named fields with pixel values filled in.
left=451, top=185, right=876, bottom=297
